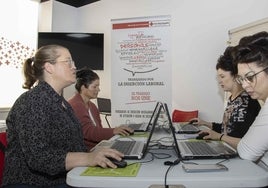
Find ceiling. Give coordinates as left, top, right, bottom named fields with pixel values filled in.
left=41, top=0, right=100, bottom=8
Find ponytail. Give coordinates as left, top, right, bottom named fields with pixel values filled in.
left=23, top=57, right=36, bottom=89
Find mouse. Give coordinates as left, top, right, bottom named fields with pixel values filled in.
left=189, top=119, right=198, bottom=124
left=107, top=157, right=127, bottom=168
left=127, top=130, right=134, bottom=135
left=195, top=132, right=209, bottom=139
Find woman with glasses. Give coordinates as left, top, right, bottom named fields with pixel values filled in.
left=199, top=31, right=268, bottom=162
left=2, top=45, right=124, bottom=188
left=234, top=32, right=268, bottom=161
left=68, top=67, right=134, bottom=151
left=191, top=46, right=260, bottom=140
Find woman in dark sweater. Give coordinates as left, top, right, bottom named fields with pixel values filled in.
left=3, top=45, right=123, bottom=188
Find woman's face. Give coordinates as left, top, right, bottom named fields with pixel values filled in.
left=84, top=79, right=100, bottom=100
left=237, top=63, right=268, bottom=101
left=217, top=68, right=236, bottom=92
left=53, top=48, right=77, bottom=87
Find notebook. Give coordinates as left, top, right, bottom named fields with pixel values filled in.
left=124, top=102, right=162, bottom=132
left=162, top=103, right=237, bottom=160
left=92, top=102, right=162, bottom=160
left=97, top=98, right=111, bottom=115
left=173, top=122, right=200, bottom=134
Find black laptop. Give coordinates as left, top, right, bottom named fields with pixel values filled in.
left=92, top=102, right=162, bottom=159
left=162, top=103, right=237, bottom=160
left=124, top=102, right=162, bottom=132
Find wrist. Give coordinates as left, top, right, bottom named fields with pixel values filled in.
left=219, top=134, right=224, bottom=141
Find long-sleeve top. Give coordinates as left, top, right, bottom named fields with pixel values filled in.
left=68, top=93, right=114, bottom=151
left=237, top=98, right=268, bottom=161
left=212, top=91, right=261, bottom=138
left=3, top=81, right=87, bottom=187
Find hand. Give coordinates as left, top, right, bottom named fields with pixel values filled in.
left=189, top=118, right=212, bottom=129
left=198, top=130, right=221, bottom=140
left=113, top=125, right=134, bottom=136
left=88, top=148, right=124, bottom=168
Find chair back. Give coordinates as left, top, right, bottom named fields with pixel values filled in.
left=172, top=109, right=198, bottom=122
left=0, top=132, right=7, bottom=186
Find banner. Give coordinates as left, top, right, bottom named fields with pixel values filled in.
left=111, top=15, right=171, bottom=125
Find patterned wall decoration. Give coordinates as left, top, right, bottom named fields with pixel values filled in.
left=0, top=36, right=35, bottom=69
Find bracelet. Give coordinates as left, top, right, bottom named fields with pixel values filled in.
left=219, top=134, right=224, bottom=141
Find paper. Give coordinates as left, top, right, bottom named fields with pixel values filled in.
left=80, top=163, right=141, bottom=177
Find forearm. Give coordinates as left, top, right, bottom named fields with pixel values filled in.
left=65, top=152, right=91, bottom=171
left=220, top=135, right=240, bottom=150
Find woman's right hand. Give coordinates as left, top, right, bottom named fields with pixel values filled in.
left=113, top=126, right=134, bottom=136
left=66, top=148, right=124, bottom=170
left=87, top=148, right=124, bottom=168
left=198, top=130, right=221, bottom=140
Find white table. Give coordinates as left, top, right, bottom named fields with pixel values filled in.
left=67, top=127, right=268, bottom=188
left=67, top=148, right=268, bottom=188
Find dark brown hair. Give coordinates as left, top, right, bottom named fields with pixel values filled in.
left=75, top=67, right=99, bottom=92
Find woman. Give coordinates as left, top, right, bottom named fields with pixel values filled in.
left=191, top=46, right=261, bottom=140
left=2, top=45, right=123, bottom=187
left=68, top=67, right=133, bottom=151
left=234, top=33, right=268, bottom=161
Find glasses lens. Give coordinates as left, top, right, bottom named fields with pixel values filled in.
left=67, top=60, right=75, bottom=67
left=245, top=74, right=255, bottom=83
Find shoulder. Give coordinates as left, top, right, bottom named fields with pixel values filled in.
left=88, top=101, right=98, bottom=109
left=68, top=93, right=83, bottom=106
left=240, top=91, right=259, bottom=104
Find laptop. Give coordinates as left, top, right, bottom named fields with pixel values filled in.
left=124, top=102, right=162, bottom=132
left=97, top=98, right=111, bottom=115
left=162, top=103, right=237, bottom=160
left=92, top=102, right=162, bottom=159
left=173, top=122, right=200, bottom=134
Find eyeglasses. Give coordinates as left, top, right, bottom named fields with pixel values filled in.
left=236, top=66, right=268, bottom=85
left=58, top=59, right=75, bottom=68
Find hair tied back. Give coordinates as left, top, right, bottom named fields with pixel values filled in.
left=30, top=57, right=35, bottom=66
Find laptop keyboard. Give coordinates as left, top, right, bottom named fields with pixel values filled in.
left=128, top=123, right=143, bottom=130
left=180, top=124, right=199, bottom=131
left=111, top=141, right=136, bottom=155
left=185, top=142, right=218, bottom=155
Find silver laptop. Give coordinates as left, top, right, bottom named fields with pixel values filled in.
left=162, top=103, right=237, bottom=160
left=124, top=102, right=162, bottom=132
left=173, top=122, right=200, bottom=134
left=92, top=102, right=162, bottom=159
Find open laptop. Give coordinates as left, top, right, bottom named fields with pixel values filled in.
left=173, top=121, right=200, bottom=134
left=124, top=102, right=162, bottom=132
left=97, top=98, right=111, bottom=115
left=162, top=103, right=237, bottom=160
left=92, top=102, right=162, bottom=159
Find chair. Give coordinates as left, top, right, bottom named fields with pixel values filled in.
left=97, top=98, right=111, bottom=128
left=172, top=109, right=198, bottom=122
left=0, top=132, right=7, bottom=186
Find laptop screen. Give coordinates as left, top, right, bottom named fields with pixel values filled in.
left=142, top=102, right=163, bottom=152
left=162, top=103, right=183, bottom=160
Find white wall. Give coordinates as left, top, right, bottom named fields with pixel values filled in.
left=0, top=0, right=39, bottom=119
left=3, top=0, right=268, bottom=123
left=70, top=0, right=268, bottom=123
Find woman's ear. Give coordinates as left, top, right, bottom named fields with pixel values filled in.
left=43, top=62, right=53, bottom=74
left=81, top=84, right=87, bottom=91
